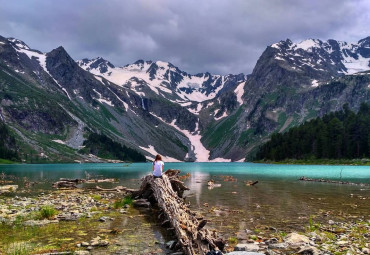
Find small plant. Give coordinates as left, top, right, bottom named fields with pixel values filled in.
left=309, top=215, right=314, bottom=231
left=5, top=242, right=32, bottom=255
left=91, top=194, right=101, bottom=201
left=279, top=231, right=288, bottom=237
left=39, top=205, right=57, bottom=219
left=113, top=196, right=133, bottom=209
left=228, top=236, right=237, bottom=245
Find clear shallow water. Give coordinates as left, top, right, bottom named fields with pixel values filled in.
left=0, top=162, right=369, bottom=182
left=1, top=162, right=369, bottom=238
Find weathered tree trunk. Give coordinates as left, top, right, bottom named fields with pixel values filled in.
left=130, top=169, right=223, bottom=255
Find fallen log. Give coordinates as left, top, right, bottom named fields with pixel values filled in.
left=127, top=170, right=224, bottom=255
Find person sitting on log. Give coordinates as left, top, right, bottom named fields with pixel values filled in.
left=152, top=154, right=164, bottom=178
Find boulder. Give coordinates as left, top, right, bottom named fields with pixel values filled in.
left=234, top=243, right=259, bottom=252
left=284, top=232, right=310, bottom=246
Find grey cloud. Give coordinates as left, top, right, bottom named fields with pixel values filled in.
left=0, top=0, right=369, bottom=74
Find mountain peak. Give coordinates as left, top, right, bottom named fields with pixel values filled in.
left=7, top=37, right=30, bottom=50
left=358, top=36, right=370, bottom=47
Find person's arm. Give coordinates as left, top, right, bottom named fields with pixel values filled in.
left=152, top=162, right=154, bottom=171
left=161, top=162, right=164, bottom=171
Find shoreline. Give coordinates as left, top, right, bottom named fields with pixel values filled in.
left=0, top=186, right=369, bottom=254
left=253, top=158, right=370, bottom=166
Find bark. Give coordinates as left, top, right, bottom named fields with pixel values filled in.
left=129, top=170, right=223, bottom=255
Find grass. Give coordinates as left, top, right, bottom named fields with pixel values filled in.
left=39, top=206, right=58, bottom=219
left=113, top=196, right=133, bottom=209
left=0, top=158, right=16, bottom=164
left=5, top=242, right=33, bottom=255
left=228, top=236, right=238, bottom=245
left=91, top=194, right=102, bottom=201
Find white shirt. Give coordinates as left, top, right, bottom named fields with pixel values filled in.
left=153, top=160, right=164, bottom=177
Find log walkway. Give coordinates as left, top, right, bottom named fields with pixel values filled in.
left=129, top=169, right=224, bottom=255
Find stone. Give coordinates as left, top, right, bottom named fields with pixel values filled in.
left=166, top=240, right=176, bottom=249
left=336, top=240, right=349, bottom=246
left=297, top=246, right=321, bottom=255
left=99, top=216, right=108, bottom=222
left=265, top=238, right=278, bottom=244
left=328, top=220, right=335, bottom=225
left=81, top=242, right=90, bottom=247
left=268, top=242, right=288, bottom=249
left=284, top=233, right=310, bottom=246
left=75, top=251, right=90, bottom=255
left=225, top=252, right=264, bottom=255
left=234, top=243, right=259, bottom=252
left=0, top=185, right=18, bottom=193
left=362, top=248, right=370, bottom=254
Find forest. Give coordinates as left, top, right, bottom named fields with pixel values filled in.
left=80, top=133, right=146, bottom=162
left=0, top=122, right=19, bottom=161
left=255, top=103, right=370, bottom=161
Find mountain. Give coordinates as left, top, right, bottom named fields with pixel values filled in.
left=77, top=57, right=246, bottom=103
left=208, top=37, right=370, bottom=160
left=0, top=35, right=370, bottom=162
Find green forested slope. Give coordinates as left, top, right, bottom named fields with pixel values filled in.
left=80, top=133, right=146, bottom=162
left=255, top=103, right=370, bottom=161
left=0, top=122, right=19, bottom=162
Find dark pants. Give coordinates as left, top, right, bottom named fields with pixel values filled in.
left=153, top=175, right=162, bottom=179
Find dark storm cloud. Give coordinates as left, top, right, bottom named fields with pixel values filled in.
left=0, top=0, right=369, bottom=74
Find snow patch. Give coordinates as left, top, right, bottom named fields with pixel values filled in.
left=234, top=82, right=245, bottom=105
left=296, top=39, right=320, bottom=51
left=214, top=111, right=228, bottom=121
left=150, top=112, right=210, bottom=162
left=209, top=157, right=232, bottom=162
left=52, top=139, right=66, bottom=145
left=311, top=79, right=319, bottom=87
left=342, top=54, right=370, bottom=75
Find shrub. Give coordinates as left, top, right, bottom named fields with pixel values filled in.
left=113, top=196, right=133, bottom=209
left=39, top=205, right=57, bottom=219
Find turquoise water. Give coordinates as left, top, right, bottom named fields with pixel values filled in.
left=0, top=162, right=369, bottom=183
left=1, top=162, right=369, bottom=241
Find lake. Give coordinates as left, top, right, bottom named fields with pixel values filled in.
left=0, top=162, right=369, bottom=253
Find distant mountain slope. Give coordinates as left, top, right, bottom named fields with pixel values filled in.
left=1, top=35, right=370, bottom=162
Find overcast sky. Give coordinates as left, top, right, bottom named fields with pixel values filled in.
left=0, top=0, right=369, bottom=75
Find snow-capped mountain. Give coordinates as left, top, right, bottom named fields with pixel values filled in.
left=269, top=37, right=370, bottom=85
left=77, top=57, right=247, bottom=103
left=1, top=35, right=370, bottom=163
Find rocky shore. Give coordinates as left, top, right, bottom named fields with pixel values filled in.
left=0, top=174, right=369, bottom=255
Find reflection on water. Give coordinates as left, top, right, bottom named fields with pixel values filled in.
left=187, top=171, right=210, bottom=206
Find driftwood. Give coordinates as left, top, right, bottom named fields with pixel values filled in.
left=94, top=185, right=137, bottom=193
left=299, top=176, right=369, bottom=186
left=246, top=180, right=259, bottom=186
left=52, top=178, right=86, bottom=189
left=127, top=169, right=224, bottom=255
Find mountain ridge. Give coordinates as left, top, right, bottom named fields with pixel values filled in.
left=1, top=35, right=370, bottom=162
